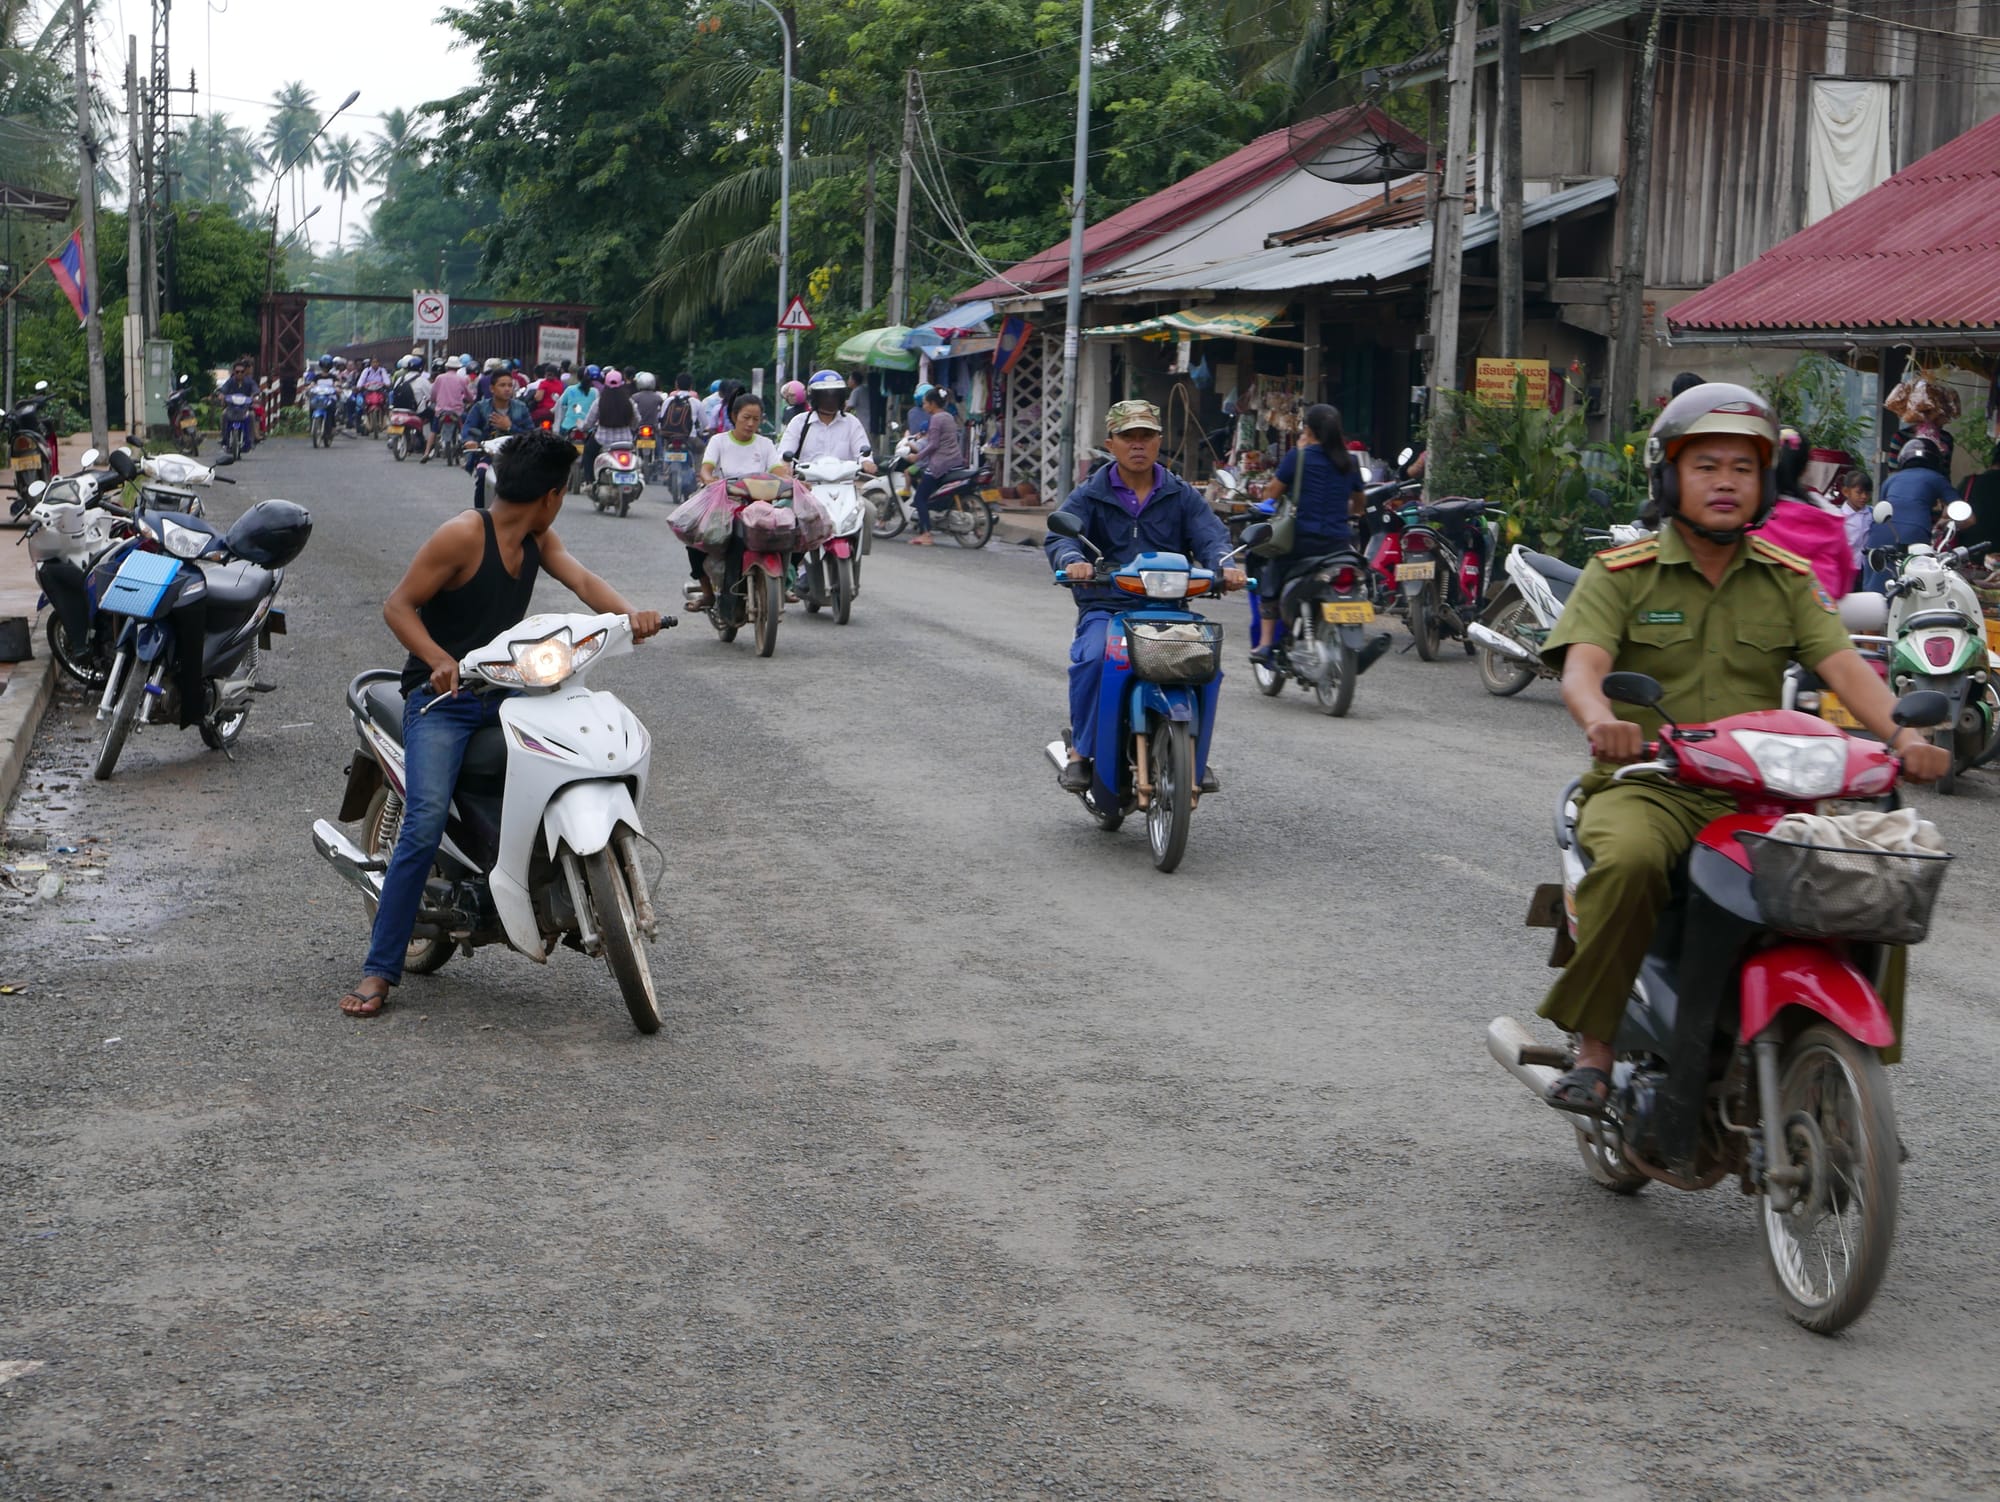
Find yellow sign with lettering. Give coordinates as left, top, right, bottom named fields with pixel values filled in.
left=1474, top=357, right=1551, bottom=407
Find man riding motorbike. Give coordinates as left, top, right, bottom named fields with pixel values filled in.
left=1534, top=382, right=1949, bottom=1116
left=779, top=370, right=875, bottom=472
left=334, top=429, right=662, bottom=1019
left=462, top=371, right=534, bottom=510
left=1044, top=400, right=1246, bottom=792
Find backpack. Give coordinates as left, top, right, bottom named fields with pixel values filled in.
left=662, top=393, right=695, bottom=442
left=391, top=378, right=418, bottom=410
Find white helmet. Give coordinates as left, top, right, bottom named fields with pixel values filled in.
left=634, top=371, right=657, bottom=391
left=483, top=357, right=505, bottom=375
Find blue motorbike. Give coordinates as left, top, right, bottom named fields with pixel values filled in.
left=220, top=391, right=257, bottom=460
left=1042, top=511, right=1235, bottom=874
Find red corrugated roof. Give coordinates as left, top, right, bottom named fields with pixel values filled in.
left=1668, top=112, right=2000, bottom=335
left=960, top=107, right=1428, bottom=301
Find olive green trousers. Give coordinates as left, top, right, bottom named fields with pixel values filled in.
left=1538, top=776, right=1734, bottom=1042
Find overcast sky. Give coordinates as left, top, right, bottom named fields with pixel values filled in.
left=92, top=0, right=482, bottom=250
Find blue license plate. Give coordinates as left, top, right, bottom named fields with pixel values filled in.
left=614, top=472, right=639, bottom=485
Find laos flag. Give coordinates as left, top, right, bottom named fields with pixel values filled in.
left=46, top=230, right=88, bottom=323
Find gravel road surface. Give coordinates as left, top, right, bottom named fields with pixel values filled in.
left=4, top=438, right=1998, bottom=1499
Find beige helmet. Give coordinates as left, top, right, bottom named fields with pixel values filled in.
left=1644, top=381, right=1778, bottom=540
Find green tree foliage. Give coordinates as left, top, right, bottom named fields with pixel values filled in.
left=320, top=134, right=370, bottom=249
left=259, top=82, right=323, bottom=223
left=0, top=0, right=84, bottom=190
left=174, top=114, right=266, bottom=219
left=156, top=206, right=271, bottom=375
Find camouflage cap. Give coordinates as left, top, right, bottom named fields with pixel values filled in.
left=1105, top=399, right=1163, bottom=435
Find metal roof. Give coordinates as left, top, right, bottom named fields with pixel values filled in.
left=1082, top=176, right=1618, bottom=298
left=1667, top=112, right=2000, bottom=342
left=1378, top=0, right=1643, bottom=88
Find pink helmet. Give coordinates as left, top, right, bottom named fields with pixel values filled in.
left=602, top=368, right=625, bottom=388
left=782, top=379, right=807, bottom=405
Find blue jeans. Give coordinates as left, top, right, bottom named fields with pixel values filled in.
left=363, top=688, right=509, bottom=984
left=913, top=471, right=947, bottom=533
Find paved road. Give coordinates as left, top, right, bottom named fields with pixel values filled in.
left=5, top=438, right=2000, bottom=1499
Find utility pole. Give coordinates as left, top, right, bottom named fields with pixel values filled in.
left=1425, top=0, right=1479, bottom=444
left=1055, top=0, right=1094, bottom=497
left=860, top=146, right=878, bottom=312
left=1497, top=0, right=1524, bottom=358
left=149, top=0, right=173, bottom=320
left=141, top=80, right=158, bottom=332
left=125, top=35, right=145, bottom=433
left=887, top=69, right=916, bottom=328
left=72, top=0, right=109, bottom=449
left=1606, top=3, right=1664, bottom=431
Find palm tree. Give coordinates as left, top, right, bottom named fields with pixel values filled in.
left=365, top=107, right=425, bottom=196
left=259, top=82, right=322, bottom=223
left=320, top=135, right=369, bottom=249
left=0, top=0, right=85, bottom=190
left=175, top=113, right=266, bottom=218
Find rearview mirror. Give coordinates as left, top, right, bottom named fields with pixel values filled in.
left=27, top=480, right=45, bottom=500
left=1893, top=689, right=1951, bottom=729
left=1397, top=447, right=1415, bottom=466
left=1948, top=500, right=1973, bottom=524
left=106, top=449, right=138, bottom=481
left=1045, top=511, right=1082, bottom=540
left=1214, top=467, right=1239, bottom=488
left=1239, top=522, right=1274, bottom=549
left=79, top=447, right=100, bottom=470
left=1873, top=500, right=1894, bottom=523
left=1602, top=671, right=1665, bottom=709
left=33, top=380, right=47, bottom=393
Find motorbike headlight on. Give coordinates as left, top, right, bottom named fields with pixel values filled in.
left=512, top=629, right=576, bottom=688
left=570, top=628, right=609, bottom=672
left=1139, top=569, right=1189, bottom=599
left=1733, top=730, right=1850, bottom=798
left=160, top=518, right=208, bottom=559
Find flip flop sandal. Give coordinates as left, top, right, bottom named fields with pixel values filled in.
left=1545, top=1065, right=1612, bottom=1118
left=340, top=989, right=391, bottom=1018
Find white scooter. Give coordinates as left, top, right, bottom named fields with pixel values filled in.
left=1469, top=524, right=1650, bottom=696
left=794, top=455, right=873, bottom=624
left=312, top=611, right=676, bottom=1034
left=590, top=440, right=645, bottom=517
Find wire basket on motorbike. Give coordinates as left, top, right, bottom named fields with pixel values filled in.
left=1126, top=619, right=1223, bottom=685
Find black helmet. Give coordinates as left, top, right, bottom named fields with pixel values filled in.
left=1897, top=437, right=1942, bottom=471
left=225, top=499, right=313, bottom=568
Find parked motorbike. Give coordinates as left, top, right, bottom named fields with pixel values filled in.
left=794, top=456, right=870, bottom=625
left=1399, top=496, right=1500, bottom=660
left=1243, top=525, right=1389, bottom=717
left=164, top=375, right=202, bottom=456
left=6, top=380, right=59, bottom=504
left=1042, top=511, right=1237, bottom=874
left=387, top=407, right=427, bottom=461
left=1493, top=670, right=1952, bottom=1333
left=311, top=611, right=674, bottom=1033
left=590, top=441, right=645, bottom=516
left=1468, top=525, right=1652, bottom=696
left=220, top=391, right=257, bottom=459
left=89, top=496, right=309, bottom=780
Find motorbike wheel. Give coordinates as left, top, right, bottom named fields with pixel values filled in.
left=225, top=425, right=242, bottom=461
left=1931, top=726, right=1958, bottom=795
left=1973, top=684, right=2000, bottom=769
left=750, top=567, right=781, bottom=658
left=1145, top=719, right=1194, bottom=874
left=617, top=490, right=632, bottom=519
left=1251, top=652, right=1286, bottom=697
left=1476, top=596, right=1538, bottom=697
left=584, top=847, right=661, bottom=1034
left=955, top=501, right=996, bottom=549
left=1410, top=586, right=1442, bottom=661
left=875, top=495, right=908, bottom=539
left=1757, top=1022, right=1899, bottom=1334
left=832, top=556, right=855, bottom=625
left=1573, top=1121, right=1649, bottom=1195
left=804, top=558, right=823, bottom=614
left=199, top=697, right=250, bottom=752
left=361, top=787, right=453, bottom=975
left=47, top=614, right=112, bottom=690
left=1290, top=607, right=1353, bottom=717
left=178, top=430, right=201, bottom=457
left=92, top=654, right=146, bottom=782
left=390, top=433, right=407, bottom=461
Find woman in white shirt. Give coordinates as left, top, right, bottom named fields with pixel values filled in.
left=691, top=394, right=790, bottom=608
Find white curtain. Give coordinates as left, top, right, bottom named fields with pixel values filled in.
left=1807, top=79, right=1893, bottom=225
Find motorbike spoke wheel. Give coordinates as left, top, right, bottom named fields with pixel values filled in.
left=584, top=847, right=660, bottom=1034
left=954, top=501, right=996, bottom=548
left=1758, top=1023, right=1898, bottom=1333
left=92, top=654, right=146, bottom=782
left=1573, top=1120, right=1649, bottom=1194
left=1251, top=647, right=1286, bottom=697
left=390, top=434, right=407, bottom=461
left=1410, top=587, right=1442, bottom=661
left=361, top=787, right=452, bottom=975
left=46, top=614, right=112, bottom=690
left=832, top=556, right=855, bottom=625
left=1477, top=596, right=1538, bottom=697
left=752, top=567, right=781, bottom=658
left=874, top=495, right=907, bottom=539
left=1145, top=719, right=1194, bottom=874
left=1293, top=607, right=1354, bottom=717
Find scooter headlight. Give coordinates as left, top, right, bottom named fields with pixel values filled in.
left=511, top=629, right=576, bottom=687
left=1733, top=730, right=1849, bottom=799
left=1139, top=569, right=1189, bottom=599
left=159, top=518, right=209, bottom=560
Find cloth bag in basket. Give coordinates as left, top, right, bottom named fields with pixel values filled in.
left=1763, top=808, right=1946, bottom=938
left=667, top=480, right=739, bottom=549
left=738, top=500, right=800, bottom=552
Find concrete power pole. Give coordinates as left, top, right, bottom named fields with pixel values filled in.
left=887, top=70, right=917, bottom=327
left=125, top=35, right=146, bottom=434
left=1496, top=0, right=1524, bottom=358
left=72, top=0, right=109, bottom=449
left=1055, top=0, right=1094, bottom=498
left=1426, top=0, right=1480, bottom=433
left=860, top=147, right=878, bottom=313
left=1607, top=3, right=1664, bottom=431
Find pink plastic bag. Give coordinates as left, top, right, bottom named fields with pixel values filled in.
left=739, top=500, right=800, bottom=552
left=667, top=480, right=738, bottom=549
left=786, top=485, right=834, bottom=551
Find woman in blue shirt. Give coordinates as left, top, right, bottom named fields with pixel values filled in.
left=1251, top=403, right=1360, bottom=664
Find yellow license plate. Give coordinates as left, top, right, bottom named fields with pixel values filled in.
left=1322, top=600, right=1375, bottom=624
left=1819, top=691, right=1863, bottom=730
left=637, top=439, right=656, bottom=450
left=11, top=455, right=42, bottom=471
left=1396, top=561, right=1434, bottom=581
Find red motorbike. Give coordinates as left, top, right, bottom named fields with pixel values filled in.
left=1491, top=671, right=1953, bottom=1333
left=386, top=408, right=427, bottom=461
left=362, top=387, right=388, bottom=438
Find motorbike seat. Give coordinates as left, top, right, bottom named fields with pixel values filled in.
left=360, top=679, right=508, bottom=787
left=1521, top=549, right=1582, bottom=602
left=202, top=559, right=275, bottom=607
left=1420, top=498, right=1487, bottom=522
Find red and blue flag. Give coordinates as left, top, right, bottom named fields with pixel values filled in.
left=45, top=229, right=88, bottom=323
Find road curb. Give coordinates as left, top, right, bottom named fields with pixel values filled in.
left=994, top=507, right=1053, bottom=548
left=0, top=646, right=56, bottom=820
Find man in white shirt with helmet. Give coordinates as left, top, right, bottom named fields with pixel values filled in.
left=780, top=370, right=876, bottom=470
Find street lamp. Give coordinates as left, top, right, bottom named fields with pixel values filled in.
left=740, top=0, right=794, bottom=392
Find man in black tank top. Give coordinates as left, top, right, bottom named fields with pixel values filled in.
left=340, top=430, right=662, bottom=1018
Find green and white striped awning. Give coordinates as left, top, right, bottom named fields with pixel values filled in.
left=1083, top=302, right=1302, bottom=347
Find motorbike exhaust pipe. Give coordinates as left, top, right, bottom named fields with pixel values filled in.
left=1467, top=623, right=1535, bottom=663
left=1487, top=1016, right=1565, bottom=1096
left=311, top=818, right=387, bottom=900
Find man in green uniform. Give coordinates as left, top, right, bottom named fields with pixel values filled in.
left=1537, top=383, right=1948, bottom=1115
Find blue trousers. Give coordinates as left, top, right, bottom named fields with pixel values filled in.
left=1068, top=609, right=1219, bottom=779
left=363, top=688, right=508, bottom=984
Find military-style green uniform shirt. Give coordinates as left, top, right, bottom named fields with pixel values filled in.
left=1543, top=521, right=1853, bottom=741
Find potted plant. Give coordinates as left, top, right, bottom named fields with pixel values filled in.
left=1759, top=354, right=1872, bottom=467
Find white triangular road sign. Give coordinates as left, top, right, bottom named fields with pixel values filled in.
left=777, top=296, right=815, bottom=332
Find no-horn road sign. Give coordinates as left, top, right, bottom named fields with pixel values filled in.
left=413, top=291, right=450, bottom=341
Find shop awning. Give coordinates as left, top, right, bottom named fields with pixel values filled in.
left=834, top=325, right=921, bottom=371
left=903, top=301, right=995, bottom=348
left=1084, top=301, right=1303, bottom=348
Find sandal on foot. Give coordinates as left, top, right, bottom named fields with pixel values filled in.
left=340, top=988, right=391, bottom=1018
left=1545, top=1065, right=1611, bottom=1118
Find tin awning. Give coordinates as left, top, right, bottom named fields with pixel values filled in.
left=1083, top=301, right=1302, bottom=348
